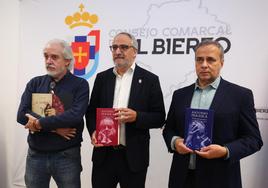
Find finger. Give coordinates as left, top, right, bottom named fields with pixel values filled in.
left=94, top=143, right=104, bottom=147
left=26, top=113, right=35, bottom=120
left=68, top=131, right=76, bottom=134
left=200, top=146, right=210, bottom=152
left=47, top=109, right=54, bottom=114
left=25, top=122, right=36, bottom=130
left=67, top=133, right=76, bottom=138
left=184, top=146, right=194, bottom=153
left=114, top=112, right=121, bottom=119
left=195, top=150, right=206, bottom=156
left=25, top=124, right=34, bottom=130
left=91, top=137, right=97, bottom=145
left=64, top=136, right=71, bottom=140
left=118, top=108, right=127, bottom=112
left=183, top=146, right=193, bottom=153
left=115, top=114, right=126, bottom=122
left=93, top=140, right=104, bottom=147
left=114, top=108, right=124, bottom=114
left=179, top=147, right=193, bottom=154
left=91, top=137, right=104, bottom=147
left=196, top=150, right=209, bottom=157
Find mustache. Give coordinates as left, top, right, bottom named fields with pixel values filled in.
left=114, top=55, right=124, bottom=60
left=46, top=64, right=55, bottom=69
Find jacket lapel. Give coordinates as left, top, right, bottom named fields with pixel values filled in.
left=128, top=65, right=143, bottom=108
left=185, top=84, right=195, bottom=108
left=106, top=69, right=116, bottom=108
left=210, top=79, right=228, bottom=112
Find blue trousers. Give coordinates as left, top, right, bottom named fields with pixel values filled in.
left=25, top=147, right=82, bottom=188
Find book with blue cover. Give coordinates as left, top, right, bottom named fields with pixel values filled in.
left=184, top=108, right=214, bottom=150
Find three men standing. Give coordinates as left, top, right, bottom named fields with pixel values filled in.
left=17, top=36, right=262, bottom=188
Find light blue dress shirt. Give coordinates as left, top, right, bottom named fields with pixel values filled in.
left=171, top=76, right=221, bottom=169
left=188, top=76, right=220, bottom=169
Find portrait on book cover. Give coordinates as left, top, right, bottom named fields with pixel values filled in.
left=185, top=120, right=211, bottom=150
left=97, top=117, right=117, bottom=144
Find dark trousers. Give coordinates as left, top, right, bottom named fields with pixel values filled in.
left=184, top=169, right=196, bottom=188
left=92, top=147, right=147, bottom=188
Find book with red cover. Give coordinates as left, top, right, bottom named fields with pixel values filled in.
left=96, top=108, right=119, bottom=146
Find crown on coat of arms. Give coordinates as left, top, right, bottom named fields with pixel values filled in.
left=65, top=4, right=98, bottom=29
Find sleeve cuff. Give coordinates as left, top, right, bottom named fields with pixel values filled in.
left=224, top=146, right=230, bottom=159
left=171, top=136, right=181, bottom=151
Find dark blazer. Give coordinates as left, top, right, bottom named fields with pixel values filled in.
left=86, top=64, right=165, bottom=172
left=163, top=78, right=263, bottom=188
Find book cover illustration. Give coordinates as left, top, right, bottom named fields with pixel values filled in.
left=184, top=108, right=214, bottom=150
left=32, top=93, right=52, bottom=117
left=52, top=94, right=64, bottom=115
left=96, top=108, right=119, bottom=146
left=32, top=93, right=65, bottom=117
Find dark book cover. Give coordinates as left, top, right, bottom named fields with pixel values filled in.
left=184, top=108, right=214, bottom=150
left=96, top=108, right=119, bottom=146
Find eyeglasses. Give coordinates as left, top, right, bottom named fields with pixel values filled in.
left=109, top=44, right=134, bottom=52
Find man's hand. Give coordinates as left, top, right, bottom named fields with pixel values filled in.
left=45, top=108, right=56, bottom=116
left=51, top=128, right=76, bottom=140
left=114, top=108, right=137, bottom=124
left=44, top=104, right=56, bottom=116
left=195, top=144, right=227, bottom=159
left=91, top=131, right=104, bottom=147
left=25, top=113, right=40, bottom=133
left=174, top=138, right=193, bottom=154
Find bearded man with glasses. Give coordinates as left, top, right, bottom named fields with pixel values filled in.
left=86, top=32, right=166, bottom=188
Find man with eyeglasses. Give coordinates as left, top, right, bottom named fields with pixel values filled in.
left=162, top=40, right=263, bottom=188
left=17, top=39, right=89, bottom=188
left=86, top=32, right=166, bottom=188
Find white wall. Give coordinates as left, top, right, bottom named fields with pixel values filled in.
left=0, top=0, right=20, bottom=188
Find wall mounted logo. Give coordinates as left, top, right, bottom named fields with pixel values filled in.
left=65, top=4, right=100, bottom=80
left=109, top=0, right=232, bottom=55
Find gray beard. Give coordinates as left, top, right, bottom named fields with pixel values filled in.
left=46, top=67, right=66, bottom=80
left=114, top=59, right=132, bottom=69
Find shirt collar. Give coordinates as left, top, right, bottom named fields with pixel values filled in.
left=113, top=63, right=136, bottom=77
left=195, top=76, right=221, bottom=90
left=48, top=70, right=70, bottom=83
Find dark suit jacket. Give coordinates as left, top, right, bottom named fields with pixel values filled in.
left=163, top=78, right=263, bottom=188
left=86, top=64, right=165, bottom=172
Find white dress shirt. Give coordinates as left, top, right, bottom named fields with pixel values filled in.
left=112, top=63, right=136, bottom=146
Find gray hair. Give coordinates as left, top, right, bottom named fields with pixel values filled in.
left=44, top=39, right=74, bottom=70
left=194, top=40, right=224, bottom=61
left=114, top=32, right=138, bottom=50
